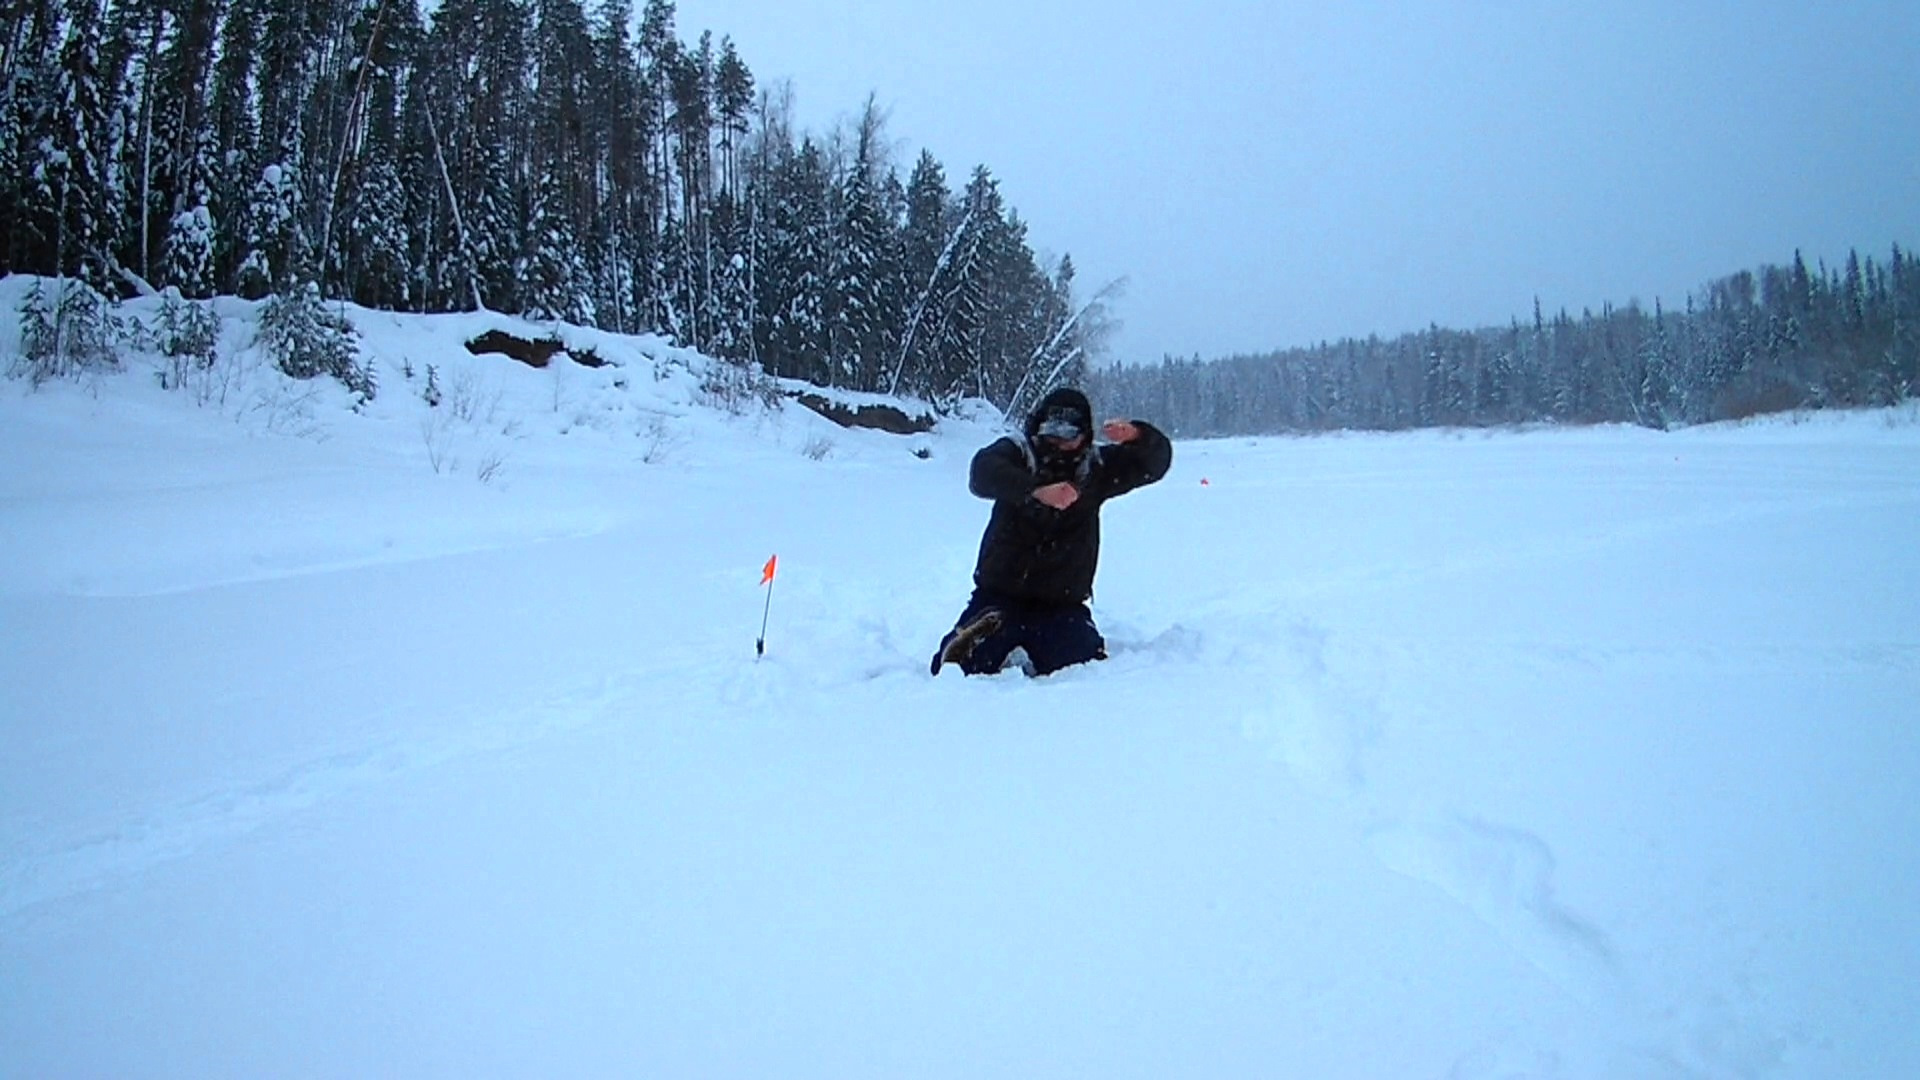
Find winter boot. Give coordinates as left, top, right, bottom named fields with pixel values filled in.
left=931, top=610, right=1004, bottom=675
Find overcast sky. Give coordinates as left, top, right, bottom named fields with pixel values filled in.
left=676, top=0, right=1920, bottom=365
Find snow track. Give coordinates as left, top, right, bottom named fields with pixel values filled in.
left=4, top=347, right=1917, bottom=1076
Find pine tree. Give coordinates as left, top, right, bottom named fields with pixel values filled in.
left=207, top=0, right=260, bottom=293
left=467, top=141, right=520, bottom=311
left=331, top=0, right=422, bottom=310
left=52, top=0, right=117, bottom=285
left=664, top=29, right=714, bottom=344
left=237, top=131, right=306, bottom=295
left=1891, top=245, right=1919, bottom=400
left=157, top=286, right=220, bottom=397
left=518, top=165, right=591, bottom=322
left=423, top=0, right=530, bottom=311
left=762, top=138, right=830, bottom=382
left=1639, top=299, right=1677, bottom=428
left=703, top=188, right=753, bottom=362
left=4, top=0, right=65, bottom=273
left=889, top=149, right=953, bottom=397
left=100, top=0, right=162, bottom=285
left=149, top=0, right=223, bottom=294
left=259, top=279, right=373, bottom=401
left=935, top=179, right=989, bottom=405
left=712, top=36, right=752, bottom=204
left=587, top=0, right=641, bottom=331
left=12, top=276, right=119, bottom=383
left=830, top=98, right=892, bottom=390
left=634, top=0, right=675, bottom=303
left=165, top=192, right=215, bottom=297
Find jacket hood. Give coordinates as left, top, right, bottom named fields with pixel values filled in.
left=1025, top=387, right=1094, bottom=442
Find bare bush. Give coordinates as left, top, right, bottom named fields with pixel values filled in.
left=698, top=360, right=780, bottom=415
left=442, top=369, right=502, bottom=426
left=250, top=381, right=325, bottom=438
left=474, top=451, right=507, bottom=485
left=421, top=411, right=456, bottom=474
left=638, top=415, right=681, bottom=464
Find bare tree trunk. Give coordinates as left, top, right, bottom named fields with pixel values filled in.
left=317, top=0, right=389, bottom=296
left=423, top=102, right=483, bottom=312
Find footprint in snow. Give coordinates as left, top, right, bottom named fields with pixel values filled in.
left=1367, top=814, right=1624, bottom=1007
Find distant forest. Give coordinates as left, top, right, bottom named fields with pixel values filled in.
left=2, top=0, right=1100, bottom=413
left=1093, top=245, right=1920, bottom=435
left=6, top=3, right=1911, bottom=434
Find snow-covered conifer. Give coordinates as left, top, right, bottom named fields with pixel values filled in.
left=258, top=280, right=372, bottom=401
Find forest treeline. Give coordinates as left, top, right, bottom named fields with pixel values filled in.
left=7, top=2, right=1909, bottom=433
left=1093, top=246, right=1920, bottom=435
left=2, top=0, right=1100, bottom=412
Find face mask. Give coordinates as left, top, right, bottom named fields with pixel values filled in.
left=1035, top=436, right=1086, bottom=476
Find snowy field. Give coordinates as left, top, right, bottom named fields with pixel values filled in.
left=3, top=282, right=1918, bottom=1078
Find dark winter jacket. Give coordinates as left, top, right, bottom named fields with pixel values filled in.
left=968, top=389, right=1173, bottom=607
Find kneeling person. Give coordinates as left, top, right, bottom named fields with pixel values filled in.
left=932, top=387, right=1172, bottom=676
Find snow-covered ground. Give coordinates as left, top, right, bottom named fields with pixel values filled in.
left=3, top=279, right=1917, bottom=1078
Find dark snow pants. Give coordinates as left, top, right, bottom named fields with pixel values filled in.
left=932, top=589, right=1107, bottom=677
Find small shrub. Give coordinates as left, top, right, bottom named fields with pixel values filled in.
left=697, top=359, right=780, bottom=415
left=474, top=451, right=507, bottom=485
left=421, top=411, right=455, bottom=474
left=157, top=292, right=220, bottom=397
left=442, top=369, right=500, bottom=425
left=258, top=282, right=374, bottom=403
left=11, top=278, right=121, bottom=385
left=638, top=415, right=680, bottom=464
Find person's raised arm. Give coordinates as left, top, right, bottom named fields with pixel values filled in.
left=1095, top=419, right=1173, bottom=498
left=968, top=437, right=1038, bottom=502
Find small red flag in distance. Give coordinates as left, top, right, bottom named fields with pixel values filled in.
left=761, top=554, right=778, bottom=585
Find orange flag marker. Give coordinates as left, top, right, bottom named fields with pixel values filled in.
left=756, top=555, right=778, bottom=656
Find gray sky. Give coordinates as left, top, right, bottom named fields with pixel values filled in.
left=677, top=0, right=1920, bottom=365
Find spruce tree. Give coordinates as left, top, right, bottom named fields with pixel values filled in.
left=208, top=0, right=260, bottom=293
left=259, top=280, right=372, bottom=401
left=762, top=138, right=830, bottom=382
left=149, top=0, right=223, bottom=294
left=518, top=165, right=591, bottom=323
left=53, top=0, right=116, bottom=285
left=4, top=0, right=64, bottom=273
left=831, top=101, right=892, bottom=390
left=891, top=150, right=952, bottom=397
left=326, top=0, right=424, bottom=309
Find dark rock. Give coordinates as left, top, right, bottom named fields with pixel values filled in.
left=466, top=329, right=565, bottom=368
left=794, top=392, right=936, bottom=435
left=465, top=330, right=607, bottom=369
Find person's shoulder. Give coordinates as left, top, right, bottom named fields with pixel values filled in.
left=973, top=434, right=1033, bottom=471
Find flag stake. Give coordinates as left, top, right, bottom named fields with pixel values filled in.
left=756, top=554, right=778, bottom=656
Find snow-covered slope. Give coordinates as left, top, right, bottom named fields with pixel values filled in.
left=3, top=279, right=1917, bottom=1078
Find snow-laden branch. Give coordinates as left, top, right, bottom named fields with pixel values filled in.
left=886, top=205, right=975, bottom=397
left=1006, top=275, right=1126, bottom=420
